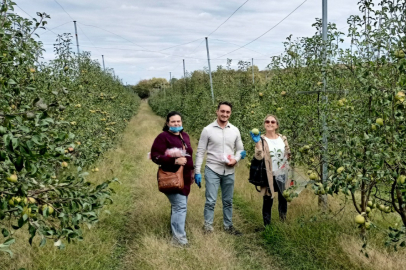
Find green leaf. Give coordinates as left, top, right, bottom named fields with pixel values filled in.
left=14, top=156, right=24, bottom=172
left=3, top=238, right=15, bottom=245
left=8, top=79, right=17, bottom=85
left=11, top=137, right=19, bottom=149
left=28, top=224, right=37, bottom=246
left=0, top=151, right=6, bottom=162
left=3, top=134, right=12, bottom=148
left=2, top=228, right=9, bottom=237
left=31, top=135, right=43, bottom=145
left=18, top=217, right=25, bottom=228
left=0, top=243, right=13, bottom=257
left=39, top=238, right=46, bottom=247
left=18, top=126, right=30, bottom=133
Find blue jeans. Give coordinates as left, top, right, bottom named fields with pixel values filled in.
left=204, top=166, right=235, bottom=229
left=166, top=193, right=188, bottom=244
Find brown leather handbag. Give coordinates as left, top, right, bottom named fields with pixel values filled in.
left=157, top=165, right=184, bottom=193
left=157, top=134, right=185, bottom=193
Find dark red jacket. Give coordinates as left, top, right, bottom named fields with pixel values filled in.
left=151, top=131, right=194, bottom=196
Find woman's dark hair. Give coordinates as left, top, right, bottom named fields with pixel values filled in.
left=163, top=111, right=183, bottom=132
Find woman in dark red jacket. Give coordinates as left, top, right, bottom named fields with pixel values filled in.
left=151, top=111, right=194, bottom=248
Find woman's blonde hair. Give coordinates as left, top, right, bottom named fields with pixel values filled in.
left=263, top=114, right=280, bottom=131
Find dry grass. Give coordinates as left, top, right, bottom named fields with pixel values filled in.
left=340, top=235, right=406, bottom=270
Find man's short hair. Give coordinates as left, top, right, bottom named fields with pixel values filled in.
left=217, top=101, right=233, bottom=110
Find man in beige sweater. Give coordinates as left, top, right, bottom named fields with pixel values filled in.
left=194, top=101, right=245, bottom=235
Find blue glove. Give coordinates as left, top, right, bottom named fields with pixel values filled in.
left=240, top=150, right=247, bottom=159
left=194, top=173, right=202, bottom=188
left=250, top=131, right=261, bottom=143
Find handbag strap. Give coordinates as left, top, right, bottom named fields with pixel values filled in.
left=177, top=133, right=186, bottom=167
left=179, top=133, right=186, bottom=150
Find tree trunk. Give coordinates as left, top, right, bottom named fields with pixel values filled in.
left=318, top=194, right=328, bottom=211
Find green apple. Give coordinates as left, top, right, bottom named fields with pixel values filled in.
left=355, top=214, right=365, bottom=224
left=6, top=174, right=18, bottom=183
left=251, top=128, right=259, bottom=135
left=365, top=221, right=371, bottom=230
left=376, top=118, right=384, bottom=126
left=395, top=91, right=405, bottom=102
left=336, top=167, right=344, bottom=174
left=397, top=175, right=406, bottom=185
left=309, top=172, right=318, bottom=180
left=42, top=205, right=54, bottom=215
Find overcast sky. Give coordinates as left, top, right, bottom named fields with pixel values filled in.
left=14, top=0, right=361, bottom=85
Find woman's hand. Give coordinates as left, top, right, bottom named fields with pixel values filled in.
left=175, top=157, right=187, bottom=166
left=250, top=131, right=261, bottom=143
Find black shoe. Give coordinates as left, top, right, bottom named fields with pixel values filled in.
left=224, top=226, right=243, bottom=236
left=279, top=212, right=286, bottom=222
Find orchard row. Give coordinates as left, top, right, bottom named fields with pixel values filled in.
left=0, top=1, right=140, bottom=254
left=149, top=0, right=406, bottom=248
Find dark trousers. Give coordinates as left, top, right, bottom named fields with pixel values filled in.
left=262, top=177, right=287, bottom=226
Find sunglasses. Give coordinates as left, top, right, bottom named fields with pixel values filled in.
left=264, top=120, right=277, bottom=124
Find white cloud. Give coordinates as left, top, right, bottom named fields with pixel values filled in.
left=120, top=4, right=139, bottom=10
left=15, top=0, right=362, bottom=84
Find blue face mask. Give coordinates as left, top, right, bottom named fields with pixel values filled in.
left=169, top=126, right=183, bottom=133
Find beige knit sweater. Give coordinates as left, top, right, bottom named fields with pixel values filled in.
left=254, top=134, right=291, bottom=198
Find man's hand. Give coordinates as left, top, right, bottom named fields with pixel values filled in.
left=240, top=150, right=246, bottom=159
left=227, top=159, right=237, bottom=167
left=194, top=173, right=202, bottom=188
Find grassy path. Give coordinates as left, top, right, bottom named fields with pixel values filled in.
left=118, top=102, right=281, bottom=270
